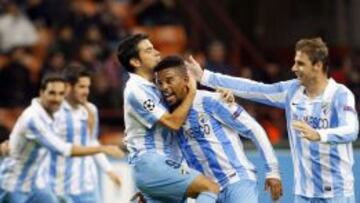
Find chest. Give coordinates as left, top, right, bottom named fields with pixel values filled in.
left=289, top=94, right=334, bottom=129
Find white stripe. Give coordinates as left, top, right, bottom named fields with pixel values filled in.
left=319, top=143, right=333, bottom=196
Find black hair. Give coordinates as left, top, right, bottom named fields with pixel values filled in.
left=40, top=72, right=66, bottom=90
left=117, top=34, right=148, bottom=73
left=63, top=64, right=92, bottom=86
left=154, top=55, right=186, bottom=73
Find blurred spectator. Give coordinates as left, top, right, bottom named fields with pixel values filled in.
left=131, top=0, right=181, bottom=25
left=0, top=47, right=34, bottom=107
left=204, top=40, right=233, bottom=75
left=26, top=0, right=71, bottom=27
left=84, top=25, right=107, bottom=60
left=39, top=50, right=66, bottom=80
left=48, top=24, right=77, bottom=60
left=0, top=2, right=38, bottom=52
left=99, top=1, right=126, bottom=43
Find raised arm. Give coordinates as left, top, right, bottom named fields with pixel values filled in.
left=186, top=56, right=291, bottom=109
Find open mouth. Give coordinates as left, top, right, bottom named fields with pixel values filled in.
left=163, top=92, right=175, bottom=103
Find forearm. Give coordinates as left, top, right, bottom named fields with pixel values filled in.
left=70, top=145, right=103, bottom=157
left=318, top=111, right=358, bottom=143
left=160, top=88, right=196, bottom=130
left=201, top=70, right=287, bottom=108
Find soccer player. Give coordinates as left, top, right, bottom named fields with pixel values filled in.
left=49, top=65, right=122, bottom=203
left=154, top=55, right=282, bottom=203
left=187, top=37, right=359, bottom=203
left=117, top=34, right=220, bottom=203
left=0, top=73, right=123, bottom=203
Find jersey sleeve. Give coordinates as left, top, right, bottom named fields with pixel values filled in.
left=26, top=116, right=72, bottom=156
left=318, top=88, right=359, bottom=143
left=201, top=70, right=294, bottom=109
left=125, top=89, right=167, bottom=129
left=206, top=96, right=281, bottom=179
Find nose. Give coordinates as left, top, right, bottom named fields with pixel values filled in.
left=158, top=81, right=168, bottom=92
left=54, top=94, right=64, bottom=103
left=291, top=64, right=297, bottom=72
left=154, top=49, right=160, bottom=56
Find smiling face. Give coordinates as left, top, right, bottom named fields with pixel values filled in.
left=292, top=51, right=322, bottom=86
left=40, top=81, right=66, bottom=114
left=67, top=76, right=91, bottom=105
left=156, top=67, right=189, bottom=107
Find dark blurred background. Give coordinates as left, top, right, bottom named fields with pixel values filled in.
left=0, top=0, right=359, bottom=148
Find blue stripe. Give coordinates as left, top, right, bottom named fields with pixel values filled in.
left=79, top=120, right=87, bottom=193
left=203, top=97, right=252, bottom=179
left=287, top=86, right=307, bottom=195
left=144, top=126, right=156, bottom=150
left=28, top=119, right=59, bottom=153
left=94, top=112, right=100, bottom=138
left=64, top=109, right=74, bottom=194
left=177, top=129, right=205, bottom=173
left=309, top=102, right=324, bottom=196
left=187, top=108, right=229, bottom=185
left=161, top=128, right=171, bottom=157
left=329, top=99, right=344, bottom=196
left=128, top=92, right=158, bottom=127
left=15, top=145, right=39, bottom=191
left=49, top=151, right=57, bottom=190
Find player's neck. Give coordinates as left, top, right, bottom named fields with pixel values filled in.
left=304, top=75, right=328, bottom=99
left=66, top=97, right=80, bottom=109
left=135, top=69, right=154, bottom=82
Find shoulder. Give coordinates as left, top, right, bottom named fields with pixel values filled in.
left=85, top=102, right=98, bottom=114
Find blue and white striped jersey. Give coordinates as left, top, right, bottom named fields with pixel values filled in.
left=201, top=70, right=359, bottom=198
left=176, top=90, right=280, bottom=189
left=124, top=73, right=181, bottom=162
left=50, top=101, right=112, bottom=196
left=0, top=99, right=72, bottom=192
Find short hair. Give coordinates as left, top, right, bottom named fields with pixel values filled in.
left=117, top=34, right=148, bottom=73
left=154, top=55, right=186, bottom=73
left=63, top=64, right=91, bottom=86
left=40, top=72, right=66, bottom=90
left=295, top=37, right=329, bottom=73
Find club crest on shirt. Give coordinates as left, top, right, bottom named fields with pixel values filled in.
left=321, top=102, right=331, bottom=115
left=198, top=113, right=209, bottom=125
left=143, top=99, right=155, bottom=112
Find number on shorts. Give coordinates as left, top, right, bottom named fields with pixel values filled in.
left=165, top=159, right=181, bottom=169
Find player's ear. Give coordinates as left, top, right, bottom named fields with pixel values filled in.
left=130, top=58, right=141, bottom=68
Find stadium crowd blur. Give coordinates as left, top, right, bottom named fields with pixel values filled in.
left=0, top=0, right=359, bottom=147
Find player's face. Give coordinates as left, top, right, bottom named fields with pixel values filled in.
left=156, top=68, right=188, bottom=107
left=40, top=81, right=66, bottom=114
left=292, top=51, right=317, bottom=85
left=136, top=39, right=161, bottom=71
left=68, top=76, right=91, bottom=105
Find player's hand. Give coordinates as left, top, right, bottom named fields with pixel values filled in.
left=0, top=140, right=9, bottom=156
left=265, top=178, right=283, bottom=201
left=185, top=55, right=204, bottom=82
left=187, top=72, right=197, bottom=94
left=216, top=88, right=235, bottom=103
left=101, top=145, right=125, bottom=159
left=292, top=120, right=320, bottom=141
left=130, top=192, right=146, bottom=203
left=107, top=170, right=122, bottom=187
